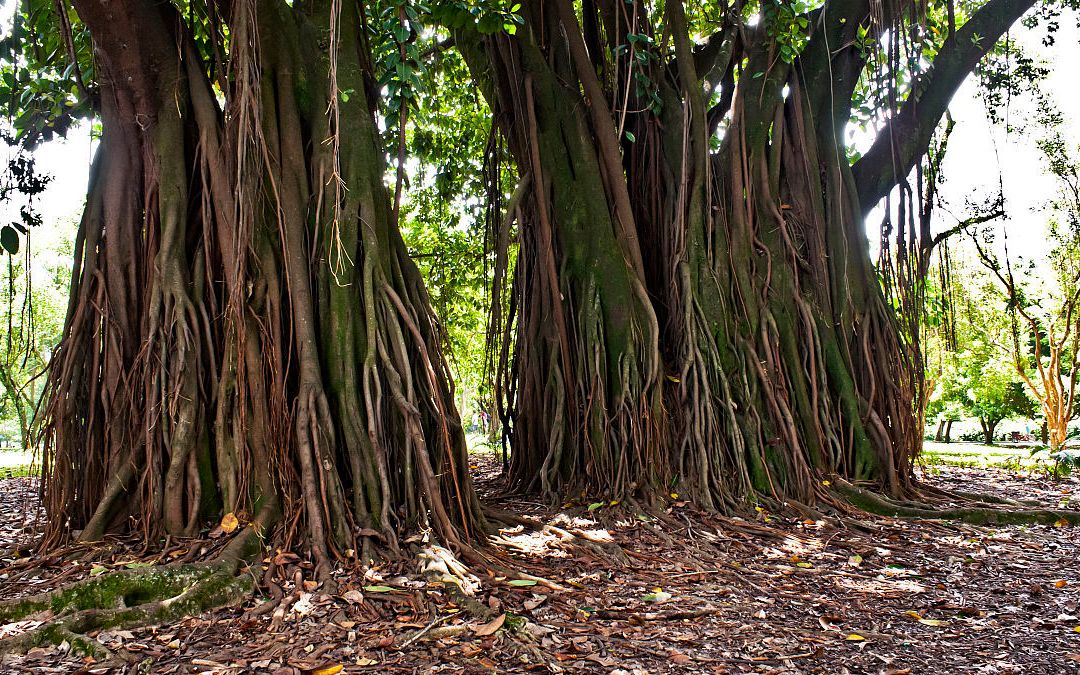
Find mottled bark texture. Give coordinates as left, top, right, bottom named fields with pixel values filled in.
left=39, top=0, right=484, bottom=563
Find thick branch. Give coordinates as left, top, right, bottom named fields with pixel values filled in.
left=852, top=0, right=1037, bottom=214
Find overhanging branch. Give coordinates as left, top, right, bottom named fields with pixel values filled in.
left=851, top=0, right=1037, bottom=215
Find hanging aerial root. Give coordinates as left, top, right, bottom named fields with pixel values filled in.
left=832, top=478, right=1080, bottom=526
left=0, top=520, right=269, bottom=659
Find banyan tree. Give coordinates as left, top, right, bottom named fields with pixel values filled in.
left=456, top=0, right=1037, bottom=508
left=0, top=0, right=1076, bottom=645
left=15, top=0, right=486, bottom=565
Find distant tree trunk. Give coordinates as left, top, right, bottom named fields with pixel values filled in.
left=980, top=418, right=998, bottom=446
left=40, top=0, right=484, bottom=561
left=488, top=398, right=500, bottom=445
left=0, top=366, right=32, bottom=451
left=935, top=420, right=946, bottom=443
left=944, top=421, right=954, bottom=443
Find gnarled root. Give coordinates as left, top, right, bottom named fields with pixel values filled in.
left=0, top=522, right=267, bottom=659
left=834, top=478, right=1080, bottom=526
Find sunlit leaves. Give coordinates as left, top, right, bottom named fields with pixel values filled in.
left=762, top=0, right=811, bottom=63
left=0, top=0, right=94, bottom=148
left=430, top=1, right=523, bottom=34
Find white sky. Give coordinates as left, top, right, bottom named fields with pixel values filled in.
left=911, top=14, right=1080, bottom=261
left=4, top=9, right=1077, bottom=266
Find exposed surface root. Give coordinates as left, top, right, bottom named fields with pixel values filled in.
left=835, top=478, right=1080, bottom=526
left=0, top=525, right=264, bottom=658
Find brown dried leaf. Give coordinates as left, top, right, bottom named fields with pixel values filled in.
left=473, top=613, right=506, bottom=636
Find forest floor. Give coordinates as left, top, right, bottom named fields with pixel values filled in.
left=1, top=460, right=1079, bottom=674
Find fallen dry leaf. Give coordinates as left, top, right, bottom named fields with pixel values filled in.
left=473, top=613, right=506, bottom=636
left=220, top=512, right=239, bottom=534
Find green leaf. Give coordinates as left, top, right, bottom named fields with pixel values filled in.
left=508, top=579, right=537, bottom=587
left=1, top=225, right=20, bottom=255
left=89, top=565, right=107, bottom=576
left=363, top=585, right=395, bottom=593
left=587, top=502, right=604, bottom=511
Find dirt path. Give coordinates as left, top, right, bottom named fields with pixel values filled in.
left=1, top=464, right=1078, bottom=674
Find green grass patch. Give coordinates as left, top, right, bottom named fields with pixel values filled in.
left=0, top=463, right=38, bottom=478
left=920, top=441, right=1069, bottom=475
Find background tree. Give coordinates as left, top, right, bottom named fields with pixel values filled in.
left=922, top=252, right=1035, bottom=444
left=972, top=102, right=1080, bottom=453
left=0, top=229, right=71, bottom=449
left=950, top=352, right=1036, bottom=444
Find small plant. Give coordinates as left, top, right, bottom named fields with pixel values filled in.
left=1049, top=448, right=1080, bottom=478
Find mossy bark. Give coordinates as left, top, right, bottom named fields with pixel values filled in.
left=458, top=6, right=664, bottom=501
left=39, top=0, right=484, bottom=563
left=459, top=2, right=920, bottom=511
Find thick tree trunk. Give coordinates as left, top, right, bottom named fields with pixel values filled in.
left=39, top=0, right=484, bottom=560
left=980, top=419, right=998, bottom=446
left=459, top=6, right=664, bottom=501
left=460, top=0, right=917, bottom=509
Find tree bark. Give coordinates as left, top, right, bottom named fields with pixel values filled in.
left=39, top=0, right=484, bottom=560
left=459, top=0, right=924, bottom=509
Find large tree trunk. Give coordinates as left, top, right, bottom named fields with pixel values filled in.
left=460, top=0, right=918, bottom=509
left=39, top=0, right=484, bottom=562
left=459, top=6, right=665, bottom=500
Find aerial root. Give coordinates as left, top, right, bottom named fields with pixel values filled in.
left=917, top=482, right=1041, bottom=508
left=833, top=478, right=1080, bottom=526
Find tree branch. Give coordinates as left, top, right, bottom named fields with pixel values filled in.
left=929, top=205, right=1004, bottom=251
left=852, top=0, right=1037, bottom=215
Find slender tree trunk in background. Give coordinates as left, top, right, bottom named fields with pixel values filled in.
left=39, top=0, right=484, bottom=560
left=935, top=421, right=946, bottom=442
left=945, top=421, right=954, bottom=443
left=488, top=399, right=499, bottom=445
left=1046, top=409, right=1068, bottom=453
left=0, top=367, right=31, bottom=451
